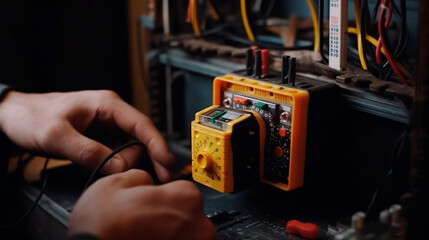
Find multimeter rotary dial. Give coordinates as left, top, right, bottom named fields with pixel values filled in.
left=193, top=134, right=225, bottom=182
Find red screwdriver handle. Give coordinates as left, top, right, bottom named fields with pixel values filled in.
left=286, top=219, right=320, bottom=239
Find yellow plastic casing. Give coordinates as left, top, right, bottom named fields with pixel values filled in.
left=213, top=74, right=309, bottom=191
left=191, top=105, right=257, bottom=193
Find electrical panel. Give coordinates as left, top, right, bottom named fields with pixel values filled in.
left=141, top=0, right=425, bottom=238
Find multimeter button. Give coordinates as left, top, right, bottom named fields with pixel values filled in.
left=274, top=146, right=284, bottom=159
left=255, top=102, right=268, bottom=110
left=280, top=111, right=290, bottom=121
left=285, top=219, right=320, bottom=239
left=223, top=98, right=232, bottom=107
left=197, top=152, right=213, bottom=170
left=233, top=96, right=249, bottom=105
left=279, top=128, right=287, bottom=137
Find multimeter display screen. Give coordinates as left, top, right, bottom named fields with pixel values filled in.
left=200, top=108, right=243, bottom=131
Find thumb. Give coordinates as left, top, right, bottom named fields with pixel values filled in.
left=56, top=124, right=128, bottom=174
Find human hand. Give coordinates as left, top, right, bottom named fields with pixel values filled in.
left=68, top=169, right=216, bottom=240
left=0, top=90, right=174, bottom=182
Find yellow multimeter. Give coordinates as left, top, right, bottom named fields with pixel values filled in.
left=192, top=73, right=338, bottom=193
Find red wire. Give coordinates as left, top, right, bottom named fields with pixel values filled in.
left=376, top=0, right=408, bottom=85
left=376, top=0, right=392, bottom=65
left=375, top=1, right=386, bottom=65
left=375, top=38, right=383, bottom=65
left=385, top=0, right=393, bottom=28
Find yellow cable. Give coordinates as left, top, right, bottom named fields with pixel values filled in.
left=207, top=0, right=220, bottom=21
left=240, top=0, right=255, bottom=42
left=353, top=0, right=368, bottom=70
left=190, top=0, right=201, bottom=36
left=348, top=27, right=414, bottom=80
left=307, top=0, right=319, bottom=52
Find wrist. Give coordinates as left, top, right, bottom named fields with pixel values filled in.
left=0, top=84, right=19, bottom=155
left=0, top=84, right=12, bottom=103
left=0, top=87, right=18, bottom=133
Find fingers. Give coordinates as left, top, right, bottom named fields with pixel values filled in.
left=151, top=160, right=175, bottom=183
left=110, top=169, right=155, bottom=187
left=157, top=180, right=217, bottom=240
left=111, top=144, right=142, bottom=170
left=160, top=180, right=205, bottom=211
left=53, top=123, right=129, bottom=174
left=101, top=99, right=176, bottom=182
left=89, top=170, right=154, bottom=194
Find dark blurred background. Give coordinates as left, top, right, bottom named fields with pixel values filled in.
left=1, top=0, right=131, bottom=102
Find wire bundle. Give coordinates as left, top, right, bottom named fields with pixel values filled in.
left=185, top=0, right=414, bottom=84
left=188, top=0, right=220, bottom=37
left=375, top=0, right=410, bottom=84
left=186, top=0, right=315, bottom=51
left=349, top=0, right=414, bottom=85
